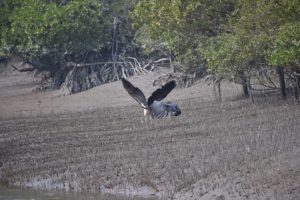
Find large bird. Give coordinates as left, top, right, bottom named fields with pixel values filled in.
left=121, top=78, right=181, bottom=119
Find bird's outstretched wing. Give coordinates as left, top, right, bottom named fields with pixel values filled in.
left=121, top=78, right=148, bottom=108
left=148, top=80, right=176, bottom=106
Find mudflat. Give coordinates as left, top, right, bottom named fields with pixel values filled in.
left=0, top=70, right=299, bottom=199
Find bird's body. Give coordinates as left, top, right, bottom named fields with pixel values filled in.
left=149, top=101, right=181, bottom=118
left=121, top=78, right=181, bottom=119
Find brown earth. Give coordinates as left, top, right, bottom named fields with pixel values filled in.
left=0, top=69, right=299, bottom=200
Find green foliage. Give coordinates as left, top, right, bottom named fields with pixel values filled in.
left=132, top=0, right=299, bottom=75
left=132, top=0, right=234, bottom=38
left=230, top=0, right=300, bottom=68
left=0, top=0, right=110, bottom=63
left=268, top=22, right=300, bottom=67
left=131, top=0, right=235, bottom=71
left=201, top=0, right=299, bottom=78
left=201, top=34, right=237, bottom=75
left=1, top=0, right=299, bottom=77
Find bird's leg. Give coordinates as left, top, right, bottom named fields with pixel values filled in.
left=150, top=115, right=153, bottom=125
left=143, top=108, right=154, bottom=126
left=144, top=115, right=148, bottom=126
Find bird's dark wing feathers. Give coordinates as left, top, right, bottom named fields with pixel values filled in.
left=121, top=78, right=148, bottom=108
left=148, top=80, right=176, bottom=106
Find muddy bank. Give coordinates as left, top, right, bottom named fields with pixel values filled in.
left=0, top=70, right=299, bottom=199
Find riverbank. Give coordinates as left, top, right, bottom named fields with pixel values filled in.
left=0, top=70, right=299, bottom=199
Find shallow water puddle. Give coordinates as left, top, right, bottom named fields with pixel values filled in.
left=0, top=186, right=156, bottom=200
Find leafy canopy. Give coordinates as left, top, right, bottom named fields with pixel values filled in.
left=131, top=0, right=235, bottom=71
left=201, top=0, right=300, bottom=78
left=268, top=22, right=300, bottom=66
left=0, top=0, right=110, bottom=63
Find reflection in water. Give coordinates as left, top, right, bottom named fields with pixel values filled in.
left=0, top=186, right=157, bottom=200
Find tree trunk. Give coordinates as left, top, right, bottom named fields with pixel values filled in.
left=216, top=81, right=222, bottom=102
left=247, top=78, right=254, bottom=103
left=276, top=66, right=286, bottom=99
left=112, top=17, right=119, bottom=80
left=241, top=76, right=249, bottom=98
left=294, top=84, right=299, bottom=101
left=294, top=70, right=300, bottom=102
left=242, top=84, right=249, bottom=98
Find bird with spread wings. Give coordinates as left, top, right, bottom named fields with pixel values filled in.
left=121, top=78, right=181, bottom=119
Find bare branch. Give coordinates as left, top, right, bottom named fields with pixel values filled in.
left=65, top=61, right=127, bottom=68
left=153, top=58, right=169, bottom=63
left=294, top=72, right=300, bottom=77
left=10, top=64, right=35, bottom=72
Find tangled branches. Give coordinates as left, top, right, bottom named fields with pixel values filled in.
left=59, top=57, right=170, bottom=95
